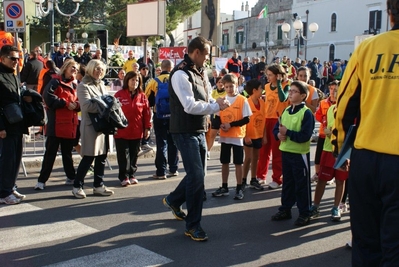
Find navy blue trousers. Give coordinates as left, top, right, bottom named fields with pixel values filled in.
left=349, top=148, right=399, bottom=267
left=279, top=151, right=311, bottom=217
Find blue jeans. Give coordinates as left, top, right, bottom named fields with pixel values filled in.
left=153, top=116, right=178, bottom=176
left=168, top=133, right=206, bottom=230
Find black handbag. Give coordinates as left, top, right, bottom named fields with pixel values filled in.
left=2, top=102, right=24, bottom=124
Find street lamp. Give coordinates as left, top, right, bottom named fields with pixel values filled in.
left=281, top=14, right=318, bottom=59
left=32, top=0, right=83, bottom=54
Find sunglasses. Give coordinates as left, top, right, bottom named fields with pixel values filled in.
left=60, top=48, right=66, bottom=50
left=78, top=49, right=83, bottom=51
left=7, top=56, right=19, bottom=61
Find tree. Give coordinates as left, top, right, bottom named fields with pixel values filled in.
left=29, top=0, right=201, bottom=46
left=166, top=0, right=201, bottom=46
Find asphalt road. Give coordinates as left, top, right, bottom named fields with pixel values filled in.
left=1, top=143, right=351, bottom=267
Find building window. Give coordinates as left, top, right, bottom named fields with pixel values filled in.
left=222, top=33, right=229, bottom=46
left=331, top=13, right=337, bottom=32
left=265, top=31, right=269, bottom=42
left=236, top=32, right=244, bottom=44
left=329, top=44, right=335, bottom=62
left=277, top=25, right=283, bottom=41
left=369, top=10, right=382, bottom=34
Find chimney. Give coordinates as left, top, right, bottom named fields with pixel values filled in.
left=245, top=1, right=249, bottom=11
left=241, top=2, right=244, bottom=11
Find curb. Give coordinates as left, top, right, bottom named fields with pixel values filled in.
left=22, top=144, right=222, bottom=170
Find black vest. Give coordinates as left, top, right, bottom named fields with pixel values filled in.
left=169, top=55, right=208, bottom=133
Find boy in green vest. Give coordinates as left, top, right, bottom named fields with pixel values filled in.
left=271, top=81, right=315, bottom=226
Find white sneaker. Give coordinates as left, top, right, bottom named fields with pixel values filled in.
left=268, top=181, right=281, bottom=189
left=34, top=182, right=45, bottom=190
left=168, top=171, right=179, bottom=177
left=121, top=178, right=131, bottom=187
left=326, top=178, right=335, bottom=185
left=257, top=178, right=266, bottom=185
left=311, top=173, right=319, bottom=183
left=129, top=177, right=139, bottom=184
left=0, top=194, right=21, bottom=205
left=93, top=185, right=114, bottom=196
left=339, top=202, right=348, bottom=213
left=137, top=145, right=153, bottom=157
left=12, top=190, right=26, bottom=200
left=72, top=187, right=86, bottom=199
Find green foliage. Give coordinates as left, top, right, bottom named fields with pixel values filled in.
left=29, top=0, right=201, bottom=46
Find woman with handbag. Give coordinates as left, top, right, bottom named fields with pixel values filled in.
left=114, top=71, right=151, bottom=186
left=72, top=59, right=114, bottom=199
left=34, top=60, right=80, bottom=190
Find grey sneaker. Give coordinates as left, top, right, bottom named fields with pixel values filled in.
left=250, top=179, right=264, bottom=190
left=93, top=185, right=114, bottom=196
left=0, top=194, right=21, bottom=205
left=212, top=187, right=229, bottom=197
left=72, top=187, right=86, bottom=199
left=233, top=189, right=244, bottom=200
left=309, top=205, right=320, bottom=218
left=34, top=182, right=45, bottom=190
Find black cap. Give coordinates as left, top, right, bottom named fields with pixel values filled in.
left=54, top=43, right=60, bottom=47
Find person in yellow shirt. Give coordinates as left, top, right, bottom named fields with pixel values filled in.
left=206, top=76, right=226, bottom=159
left=122, top=50, right=137, bottom=73
left=332, top=1, right=399, bottom=265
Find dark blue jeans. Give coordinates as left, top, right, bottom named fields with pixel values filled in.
left=153, top=116, right=178, bottom=176
left=168, top=133, right=206, bottom=230
left=0, top=134, right=23, bottom=198
left=73, top=154, right=107, bottom=188
left=279, top=151, right=311, bottom=217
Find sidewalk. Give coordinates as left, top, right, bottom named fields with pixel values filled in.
left=21, top=134, right=221, bottom=170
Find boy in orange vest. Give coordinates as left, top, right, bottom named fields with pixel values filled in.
left=211, top=74, right=252, bottom=200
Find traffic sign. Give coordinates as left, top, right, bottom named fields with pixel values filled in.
left=3, top=0, right=26, bottom=33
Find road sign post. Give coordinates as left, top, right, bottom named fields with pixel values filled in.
left=3, top=0, right=26, bottom=33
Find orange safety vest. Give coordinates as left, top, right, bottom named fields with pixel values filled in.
left=264, top=81, right=290, bottom=119
left=246, top=97, right=266, bottom=139
left=219, top=94, right=247, bottom=138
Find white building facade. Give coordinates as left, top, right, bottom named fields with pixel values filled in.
left=183, top=0, right=389, bottom=63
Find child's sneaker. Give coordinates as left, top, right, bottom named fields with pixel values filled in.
left=331, top=207, right=341, bottom=221
left=339, top=202, right=348, bottom=213
left=212, top=187, right=229, bottom=197
left=271, top=210, right=292, bottom=221
left=310, top=173, right=319, bottom=183
left=121, top=178, right=131, bottom=187
left=309, top=205, right=320, bottom=218
left=250, top=179, right=264, bottom=190
left=233, top=189, right=244, bottom=200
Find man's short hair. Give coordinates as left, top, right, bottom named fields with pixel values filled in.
left=84, top=43, right=90, bottom=48
left=0, top=45, right=20, bottom=57
left=187, top=36, right=212, bottom=54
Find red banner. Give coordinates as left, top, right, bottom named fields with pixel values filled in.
left=159, top=47, right=187, bottom=60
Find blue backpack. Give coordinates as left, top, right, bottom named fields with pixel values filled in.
left=154, top=77, right=170, bottom=119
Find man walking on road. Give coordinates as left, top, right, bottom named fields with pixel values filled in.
left=333, top=1, right=399, bottom=265
left=163, top=36, right=229, bottom=241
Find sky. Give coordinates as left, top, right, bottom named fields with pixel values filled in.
left=220, top=0, right=260, bottom=14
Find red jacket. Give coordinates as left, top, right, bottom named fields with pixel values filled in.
left=114, top=89, right=151, bottom=140
left=43, top=75, right=80, bottom=139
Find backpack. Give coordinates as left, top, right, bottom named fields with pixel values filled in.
left=154, top=77, right=170, bottom=119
